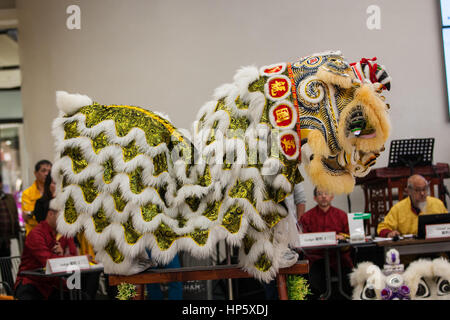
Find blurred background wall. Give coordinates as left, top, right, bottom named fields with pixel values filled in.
left=7, top=0, right=450, bottom=213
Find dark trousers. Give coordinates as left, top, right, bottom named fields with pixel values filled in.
left=14, top=281, right=45, bottom=300
left=14, top=281, right=71, bottom=300
left=81, top=272, right=100, bottom=300
left=14, top=280, right=92, bottom=300
left=262, top=279, right=279, bottom=300
left=308, top=259, right=352, bottom=300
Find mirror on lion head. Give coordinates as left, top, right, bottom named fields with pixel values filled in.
left=295, top=51, right=391, bottom=195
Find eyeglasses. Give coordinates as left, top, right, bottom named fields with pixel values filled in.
left=408, top=185, right=429, bottom=194
left=316, top=192, right=331, bottom=197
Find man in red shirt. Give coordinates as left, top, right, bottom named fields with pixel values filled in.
left=300, top=187, right=352, bottom=299
left=14, top=197, right=77, bottom=300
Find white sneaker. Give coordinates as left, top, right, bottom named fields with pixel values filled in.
left=279, top=248, right=299, bottom=268
left=129, top=258, right=154, bottom=274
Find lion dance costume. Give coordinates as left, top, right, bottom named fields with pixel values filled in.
left=350, top=249, right=450, bottom=300
left=52, top=51, right=391, bottom=281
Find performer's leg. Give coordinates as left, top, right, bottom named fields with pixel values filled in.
left=14, top=281, right=44, bottom=300
left=145, top=248, right=164, bottom=300
left=308, top=259, right=327, bottom=300
left=166, top=254, right=183, bottom=300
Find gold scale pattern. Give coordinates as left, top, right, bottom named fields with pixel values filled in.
left=59, top=72, right=302, bottom=274
left=60, top=103, right=220, bottom=263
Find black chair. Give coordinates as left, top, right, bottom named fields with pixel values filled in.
left=0, top=256, right=21, bottom=296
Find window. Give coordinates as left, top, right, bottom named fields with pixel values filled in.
left=440, top=0, right=450, bottom=117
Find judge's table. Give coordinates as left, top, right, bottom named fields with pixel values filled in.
left=19, top=264, right=104, bottom=300
left=374, top=235, right=450, bottom=256
left=296, top=240, right=377, bottom=300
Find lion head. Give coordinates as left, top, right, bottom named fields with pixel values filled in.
left=290, top=51, right=391, bottom=194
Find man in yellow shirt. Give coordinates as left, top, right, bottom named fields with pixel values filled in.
left=377, top=174, right=448, bottom=237
left=22, top=160, right=52, bottom=235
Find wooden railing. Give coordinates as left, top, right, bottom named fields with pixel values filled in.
left=108, top=260, right=309, bottom=300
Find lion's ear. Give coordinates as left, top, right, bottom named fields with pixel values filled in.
left=316, top=58, right=354, bottom=89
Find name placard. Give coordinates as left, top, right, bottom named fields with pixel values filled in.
left=298, top=231, right=337, bottom=248
left=348, top=213, right=368, bottom=243
left=45, top=255, right=90, bottom=275
left=425, top=223, right=450, bottom=239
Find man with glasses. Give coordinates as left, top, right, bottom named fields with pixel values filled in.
left=14, top=198, right=77, bottom=300
left=300, top=187, right=353, bottom=299
left=377, top=174, right=448, bottom=238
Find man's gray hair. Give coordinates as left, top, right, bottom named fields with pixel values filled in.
left=407, top=174, right=428, bottom=189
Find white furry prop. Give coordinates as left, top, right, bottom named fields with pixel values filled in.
left=351, top=257, right=450, bottom=300
left=403, top=258, right=450, bottom=300
left=350, top=262, right=386, bottom=300
left=52, top=51, right=391, bottom=281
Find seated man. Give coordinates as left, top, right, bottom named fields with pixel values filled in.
left=300, top=187, right=352, bottom=300
left=14, top=197, right=77, bottom=300
left=377, top=174, right=448, bottom=238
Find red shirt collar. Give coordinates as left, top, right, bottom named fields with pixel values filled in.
left=40, top=220, right=57, bottom=239
left=315, top=205, right=332, bottom=214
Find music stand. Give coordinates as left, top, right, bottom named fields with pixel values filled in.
left=388, top=138, right=434, bottom=174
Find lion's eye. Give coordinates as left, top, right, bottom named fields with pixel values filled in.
left=437, top=278, right=450, bottom=296
left=361, top=283, right=377, bottom=300
left=416, top=278, right=430, bottom=298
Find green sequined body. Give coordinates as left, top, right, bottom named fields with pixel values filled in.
left=53, top=63, right=303, bottom=282
left=53, top=49, right=392, bottom=281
